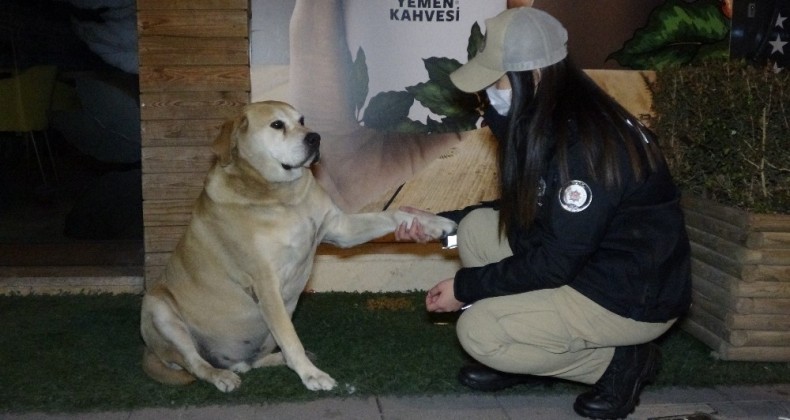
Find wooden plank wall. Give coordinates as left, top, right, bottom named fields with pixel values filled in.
left=137, top=0, right=250, bottom=287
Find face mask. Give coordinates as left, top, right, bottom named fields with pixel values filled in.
left=485, top=85, right=512, bottom=116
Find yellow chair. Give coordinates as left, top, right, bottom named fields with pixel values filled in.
left=0, top=65, right=59, bottom=184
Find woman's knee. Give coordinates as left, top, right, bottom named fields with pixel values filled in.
left=456, top=301, right=504, bottom=359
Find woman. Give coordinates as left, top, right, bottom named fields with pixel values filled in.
left=397, top=7, right=691, bottom=419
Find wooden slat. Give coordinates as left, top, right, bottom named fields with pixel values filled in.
left=140, top=91, right=248, bottom=120
left=687, top=225, right=763, bottom=265
left=145, top=252, right=171, bottom=267
left=141, top=119, right=225, bottom=147
left=143, top=200, right=195, bottom=227
left=735, top=279, right=790, bottom=298
left=143, top=173, right=205, bottom=201
left=680, top=318, right=725, bottom=355
left=683, top=309, right=790, bottom=361
left=137, top=0, right=248, bottom=10
left=684, top=209, right=747, bottom=246
left=681, top=195, right=750, bottom=230
left=748, top=213, right=790, bottom=233
left=741, top=264, right=790, bottom=282
left=137, top=10, right=248, bottom=38
left=685, top=317, right=790, bottom=361
left=692, top=268, right=790, bottom=299
left=686, top=304, right=728, bottom=343
left=718, top=345, right=790, bottom=361
left=142, top=146, right=214, bottom=174
left=728, top=330, right=790, bottom=347
left=139, top=66, right=250, bottom=92
left=733, top=297, right=790, bottom=315
left=145, top=226, right=187, bottom=253
left=691, top=258, right=738, bottom=293
left=727, top=313, right=790, bottom=331
left=746, top=231, right=790, bottom=249
left=138, top=36, right=249, bottom=66
left=690, top=288, right=728, bottom=321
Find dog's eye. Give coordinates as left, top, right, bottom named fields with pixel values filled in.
left=270, top=120, right=285, bottom=130
left=299, top=117, right=305, bottom=126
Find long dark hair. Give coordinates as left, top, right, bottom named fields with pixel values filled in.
left=497, top=58, right=663, bottom=236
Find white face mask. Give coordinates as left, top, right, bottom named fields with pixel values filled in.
left=485, top=85, right=512, bottom=116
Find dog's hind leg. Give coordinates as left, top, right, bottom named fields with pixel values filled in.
left=252, top=352, right=287, bottom=368
left=142, top=346, right=196, bottom=385
left=141, top=294, right=242, bottom=392
left=249, top=334, right=287, bottom=368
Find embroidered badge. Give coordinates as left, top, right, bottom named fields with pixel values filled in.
left=558, top=180, right=592, bottom=212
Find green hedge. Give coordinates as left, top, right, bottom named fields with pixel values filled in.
left=649, top=60, right=789, bottom=214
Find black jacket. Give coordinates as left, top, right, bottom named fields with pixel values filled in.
left=452, top=112, right=692, bottom=323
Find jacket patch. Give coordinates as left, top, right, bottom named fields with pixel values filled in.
left=559, top=180, right=592, bottom=212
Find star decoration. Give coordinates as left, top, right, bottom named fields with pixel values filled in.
left=776, top=13, right=787, bottom=29
left=769, top=34, right=787, bottom=55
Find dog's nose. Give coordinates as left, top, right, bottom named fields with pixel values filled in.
left=305, top=132, right=320, bottom=147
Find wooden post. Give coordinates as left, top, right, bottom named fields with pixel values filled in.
left=137, top=0, right=250, bottom=288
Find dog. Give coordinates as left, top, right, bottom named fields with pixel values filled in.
left=140, top=101, right=457, bottom=393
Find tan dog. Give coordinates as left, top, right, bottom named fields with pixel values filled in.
left=140, top=101, right=456, bottom=392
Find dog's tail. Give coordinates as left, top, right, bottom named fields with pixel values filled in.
left=142, top=347, right=197, bottom=386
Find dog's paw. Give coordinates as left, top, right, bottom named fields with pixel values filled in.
left=229, top=361, right=252, bottom=373
left=300, top=367, right=337, bottom=391
left=210, top=369, right=242, bottom=392
left=418, top=215, right=458, bottom=239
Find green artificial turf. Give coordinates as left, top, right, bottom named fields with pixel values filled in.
left=1, top=292, right=788, bottom=413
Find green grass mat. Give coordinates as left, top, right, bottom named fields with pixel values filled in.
left=1, top=292, right=788, bottom=413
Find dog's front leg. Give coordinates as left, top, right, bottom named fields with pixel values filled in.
left=254, top=279, right=337, bottom=391
left=323, top=209, right=456, bottom=248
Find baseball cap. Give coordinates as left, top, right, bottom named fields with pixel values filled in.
left=450, top=7, right=568, bottom=93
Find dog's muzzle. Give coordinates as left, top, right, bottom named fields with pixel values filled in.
left=282, top=132, right=321, bottom=170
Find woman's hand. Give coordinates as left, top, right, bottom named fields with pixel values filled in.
left=426, top=278, right=465, bottom=312
left=394, top=206, right=437, bottom=243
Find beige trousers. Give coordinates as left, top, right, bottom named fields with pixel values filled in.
left=455, top=208, right=675, bottom=384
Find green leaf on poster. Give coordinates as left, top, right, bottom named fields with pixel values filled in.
left=351, top=47, right=370, bottom=119
left=467, top=21, right=485, bottom=60
left=409, top=57, right=479, bottom=122
left=609, top=0, right=730, bottom=69
left=361, top=90, right=414, bottom=130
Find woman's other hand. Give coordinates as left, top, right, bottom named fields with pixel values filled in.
left=426, top=278, right=465, bottom=312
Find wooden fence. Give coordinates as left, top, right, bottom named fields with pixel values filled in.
left=137, top=0, right=250, bottom=287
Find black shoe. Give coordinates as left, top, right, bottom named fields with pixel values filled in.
left=573, top=343, right=661, bottom=419
left=458, top=363, right=553, bottom=392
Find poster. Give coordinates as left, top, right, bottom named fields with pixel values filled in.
left=251, top=0, right=505, bottom=211
left=249, top=1, right=768, bottom=212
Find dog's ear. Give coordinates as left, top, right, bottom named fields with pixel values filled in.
left=212, top=117, right=247, bottom=166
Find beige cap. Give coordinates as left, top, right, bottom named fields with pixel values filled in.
left=450, top=7, right=568, bottom=93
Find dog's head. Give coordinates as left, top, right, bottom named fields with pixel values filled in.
left=212, top=101, right=321, bottom=183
